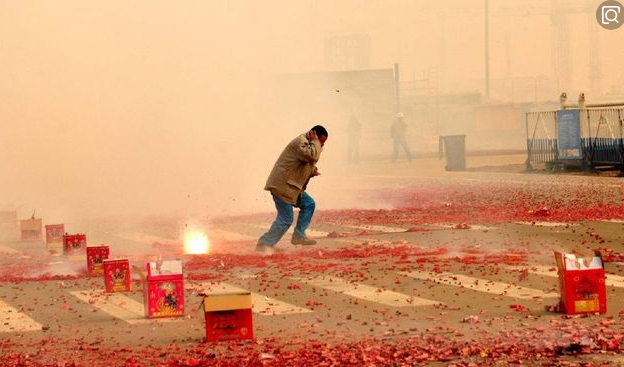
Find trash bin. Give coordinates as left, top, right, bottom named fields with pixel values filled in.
left=439, top=135, right=466, bottom=171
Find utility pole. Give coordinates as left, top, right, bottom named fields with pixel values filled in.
left=394, top=62, right=400, bottom=113
left=588, top=12, right=601, bottom=96
left=551, top=0, right=572, bottom=94
left=485, top=0, right=490, bottom=99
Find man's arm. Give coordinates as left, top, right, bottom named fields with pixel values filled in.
left=295, top=131, right=322, bottom=163
left=302, top=167, right=320, bottom=191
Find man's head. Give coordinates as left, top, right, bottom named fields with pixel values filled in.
left=311, top=125, right=329, bottom=146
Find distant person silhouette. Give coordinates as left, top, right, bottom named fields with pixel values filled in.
left=347, top=115, right=361, bottom=163
left=391, top=112, right=412, bottom=162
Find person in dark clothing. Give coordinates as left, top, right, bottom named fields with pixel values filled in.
left=391, top=112, right=412, bottom=162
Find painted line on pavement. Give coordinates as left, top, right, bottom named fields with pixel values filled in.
left=343, top=224, right=408, bottom=233
left=433, top=223, right=498, bottom=231
left=291, top=276, right=440, bottom=307
left=507, top=265, right=624, bottom=288
left=0, top=300, right=42, bottom=333
left=399, top=270, right=558, bottom=299
left=70, top=290, right=181, bottom=325
left=602, top=219, right=624, bottom=224
left=207, top=228, right=256, bottom=242
left=514, top=222, right=575, bottom=227
left=190, top=282, right=313, bottom=316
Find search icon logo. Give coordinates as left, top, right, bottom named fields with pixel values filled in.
left=597, top=1, right=623, bottom=29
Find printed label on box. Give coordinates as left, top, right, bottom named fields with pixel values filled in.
left=45, top=224, right=64, bottom=248
left=87, top=245, right=110, bottom=276
left=103, top=259, right=131, bottom=293
left=64, top=234, right=87, bottom=256
left=555, top=251, right=607, bottom=314
left=205, top=309, right=253, bottom=341
left=575, top=299, right=599, bottom=313
left=146, top=279, right=184, bottom=318
left=204, top=293, right=253, bottom=342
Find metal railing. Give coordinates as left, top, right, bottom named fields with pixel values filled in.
left=582, top=107, right=624, bottom=165
left=526, top=106, right=624, bottom=170
left=526, top=111, right=557, bottom=168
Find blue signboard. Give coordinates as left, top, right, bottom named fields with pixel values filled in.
left=556, top=109, right=581, bottom=160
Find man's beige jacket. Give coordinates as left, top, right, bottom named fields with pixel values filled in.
left=264, top=133, right=322, bottom=205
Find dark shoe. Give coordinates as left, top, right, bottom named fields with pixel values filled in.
left=256, top=242, right=275, bottom=254
left=291, top=235, right=317, bottom=246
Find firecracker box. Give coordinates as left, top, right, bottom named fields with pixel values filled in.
left=87, top=245, right=110, bottom=277
left=103, top=258, right=132, bottom=293
left=204, top=292, right=253, bottom=342
left=20, top=218, right=42, bottom=241
left=0, top=211, right=17, bottom=227
left=45, top=224, right=64, bottom=248
left=554, top=251, right=607, bottom=315
left=63, top=233, right=87, bottom=256
left=0, top=211, right=18, bottom=241
left=142, top=260, right=185, bottom=319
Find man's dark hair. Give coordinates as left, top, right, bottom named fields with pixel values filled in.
left=311, top=125, right=329, bottom=138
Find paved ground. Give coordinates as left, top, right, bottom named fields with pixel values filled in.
left=2, top=154, right=624, bottom=366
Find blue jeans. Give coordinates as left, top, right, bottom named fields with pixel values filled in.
left=392, top=139, right=412, bottom=162
left=258, top=192, right=315, bottom=246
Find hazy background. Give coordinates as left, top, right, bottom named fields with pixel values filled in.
left=1, top=0, right=623, bottom=223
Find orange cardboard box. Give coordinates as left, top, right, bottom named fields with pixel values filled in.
left=45, top=224, right=64, bottom=248
left=103, top=258, right=131, bottom=293
left=204, top=292, right=253, bottom=342
left=142, top=260, right=184, bottom=319
left=554, top=251, right=607, bottom=314
left=86, top=245, right=110, bottom=277
left=20, top=218, right=42, bottom=241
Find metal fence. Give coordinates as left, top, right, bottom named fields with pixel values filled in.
left=526, top=111, right=557, bottom=167
left=526, top=106, right=624, bottom=170
left=581, top=108, right=624, bottom=165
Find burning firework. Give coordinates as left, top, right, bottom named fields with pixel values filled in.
left=183, top=230, right=210, bottom=255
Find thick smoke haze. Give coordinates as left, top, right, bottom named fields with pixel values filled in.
left=1, top=0, right=623, bottom=223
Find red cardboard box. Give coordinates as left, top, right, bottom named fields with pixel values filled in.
left=204, top=293, right=253, bottom=342
left=103, top=258, right=131, bottom=293
left=45, top=224, right=64, bottom=248
left=20, top=218, right=42, bottom=241
left=87, top=245, right=110, bottom=276
left=555, top=251, right=607, bottom=314
left=143, top=260, right=184, bottom=318
left=63, top=234, right=87, bottom=256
